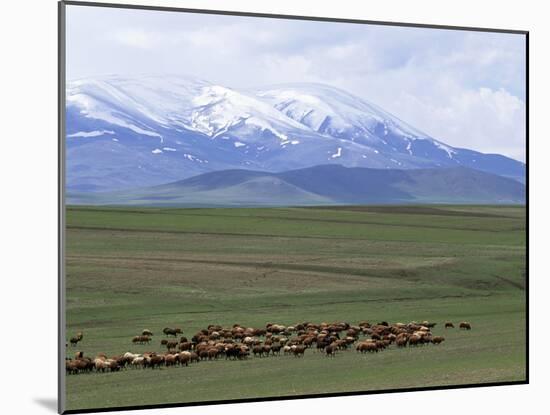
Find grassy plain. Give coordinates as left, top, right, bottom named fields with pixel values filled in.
left=64, top=205, right=526, bottom=411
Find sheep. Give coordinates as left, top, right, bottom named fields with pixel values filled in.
left=432, top=336, right=445, bottom=345
left=132, top=335, right=151, bottom=344
left=146, top=354, right=164, bottom=369
left=445, top=322, right=454, bottom=329
left=131, top=357, right=145, bottom=369
left=408, top=334, right=421, bottom=346
left=178, top=352, right=190, bottom=366
left=189, top=351, right=200, bottom=363
left=70, top=332, right=83, bottom=346
left=178, top=342, right=192, bottom=351
left=207, top=348, right=219, bottom=360
left=271, top=343, right=282, bottom=355
left=66, top=360, right=79, bottom=375
left=291, top=345, right=306, bottom=357
left=396, top=334, right=408, bottom=347
left=267, top=324, right=286, bottom=334
left=164, top=354, right=177, bottom=367
left=123, top=352, right=140, bottom=361
left=93, top=358, right=109, bottom=372
left=252, top=345, right=264, bottom=357
left=107, top=359, right=121, bottom=372
left=163, top=327, right=182, bottom=337
left=63, top=318, right=461, bottom=375
left=325, top=344, right=337, bottom=357
left=222, top=344, right=236, bottom=359
left=243, top=336, right=257, bottom=347
left=76, top=358, right=94, bottom=373
left=237, top=347, right=250, bottom=360
left=459, top=322, right=472, bottom=330
left=164, top=340, right=178, bottom=350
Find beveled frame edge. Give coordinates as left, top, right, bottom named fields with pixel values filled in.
left=58, top=1, right=67, bottom=413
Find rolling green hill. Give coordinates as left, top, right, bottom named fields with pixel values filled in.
left=67, top=165, right=525, bottom=207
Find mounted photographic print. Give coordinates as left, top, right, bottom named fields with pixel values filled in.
left=59, top=1, right=528, bottom=413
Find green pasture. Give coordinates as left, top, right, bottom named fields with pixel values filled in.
left=64, top=205, right=526, bottom=411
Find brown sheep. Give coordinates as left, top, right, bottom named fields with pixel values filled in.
left=70, top=332, right=83, bottom=346
left=292, top=345, right=306, bottom=357
left=178, top=352, right=190, bottom=366
left=325, top=344, right=337, bottom=357
left=271, top=343, right=282, bottom=355
left=207, top=348, right=219, bottom=360
left=252, top=345, right=264, bottom=357
left=164, top=354, right=177, bottom=366
left=396, top=335, right=408, bottom=348
left=142, top=329, right=153, bottom=336
left=107, top=359, right=121, bottom=372
left=363, top=342, right=379, bottom=353
left=189, top=352, right=200, bottom=363
left=66, top=360, right=79, bottom=375
left=147, top=355, right=164, bottom=369
left=355, top=341, right=373, bottom=353
left=408, top=334, right=421, bottom=346
left=445, top=322, right=454, bottom=329
left=133, top=335, right=151, bottom=344
left=432, top=336, right=445, bottom=345
left=75, top=358, right=93, bottom=373
left=163, top=327, right=182, bottom=337
left=165, top=340, right=178, bottom=350
left=238, top=347, right=250, bottom=360
left=459, top=322, right=472, bottom=330
left=178, top=341, right=192, bottom=351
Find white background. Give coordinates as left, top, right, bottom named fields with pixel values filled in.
left=0, top=0, right=544, bottom=414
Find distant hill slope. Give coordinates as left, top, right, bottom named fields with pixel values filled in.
left=67, top=165, right=525, bottom=206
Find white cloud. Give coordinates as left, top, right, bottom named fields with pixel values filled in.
left=66, top=5, right=526, bottom=161
left=390, top=87, right=526, bottom=161
left=114, top=29, right=160, bottom=49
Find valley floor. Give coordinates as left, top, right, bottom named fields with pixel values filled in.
left=64, top=205, right=527, bottom=411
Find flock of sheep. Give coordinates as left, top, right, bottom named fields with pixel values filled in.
left=65, top=320, right=472, bottom=375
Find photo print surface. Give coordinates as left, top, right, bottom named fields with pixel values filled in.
left=61, top=2, right=527, bottom=413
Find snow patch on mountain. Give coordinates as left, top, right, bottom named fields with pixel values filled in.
left=68, top=130, right=115, bottom=138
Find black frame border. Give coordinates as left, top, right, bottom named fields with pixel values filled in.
left=58, top=1, right=529, bottom=414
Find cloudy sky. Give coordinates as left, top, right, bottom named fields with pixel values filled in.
left=66, top=5, right=527, bottom=161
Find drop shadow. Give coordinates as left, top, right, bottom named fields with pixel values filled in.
left=34, top=398, right=57, bottom=413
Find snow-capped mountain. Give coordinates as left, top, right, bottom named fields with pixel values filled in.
left=65, top=75, right=525, bottom=192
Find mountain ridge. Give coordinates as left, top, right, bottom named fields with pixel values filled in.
left=66, top=75, right=525, bottom=192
